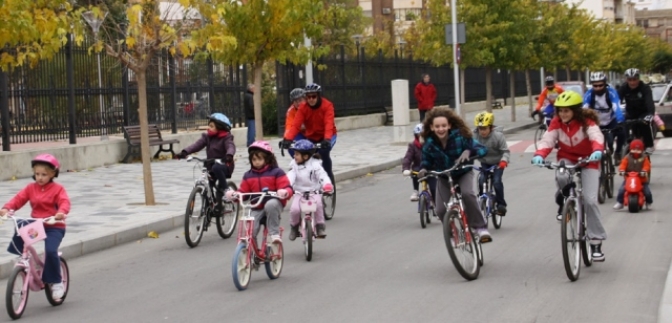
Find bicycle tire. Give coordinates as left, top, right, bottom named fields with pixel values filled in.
left=478, top=197, right=488, bottom=228
left=443, top=209, right=480, bottom=281
left=323, top=187, right=336, bottom=220
left=534, top=126, right=546, bottom=151
left=628, top=195, right=640, bottom=213
left=419, top=195, right=428, bottom=229
left=45, top=257, right=69, bottom=305
left=580, top=217, right=593, bottom=267
left=5, top=267, right=28, bottom=319
left=490, top=194, right=503, bottom=229
left=184, top=186, right=207, bottom=248
left=265, top=241, right=284, bottom=279
left=216, top=182, right=240, bottom=239
left=561, top=199, right=581, bottom=282
left=232, top=243, right=252, bottom=291
left=476, top=239, right=484, bottom=267
left=598, top=160, right=607, bottom=204
left=305, top=219, right=313, bottom=261
left=606, top=156, right=615, bottom=198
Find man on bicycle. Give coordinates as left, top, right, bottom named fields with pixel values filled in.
left=281, top=83, right=338, bottom=184
left=618, top=68, right=656, bottom=154
left=532, top=76, right=564, bottom=119
left=583, top=71, right=625, bottom=163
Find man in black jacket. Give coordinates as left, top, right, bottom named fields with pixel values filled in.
left=618, top=68, right=656, bottom=152
left=244, top=84, right=255, bottom=147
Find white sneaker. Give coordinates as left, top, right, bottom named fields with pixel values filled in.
left=645, top=147, right=654, bottom=155
left=410, top=191, right=419, bottom=202
left=270, top=235, right=281, bottom=243
left=613, top=202, right=623, bottom=210
left=51, top=282, right=65, bottom=299
left=476, top=228, right=492, bottom=243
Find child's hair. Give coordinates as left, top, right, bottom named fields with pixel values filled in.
left=556, top=105, right=599, bottom=133
left=421, top=107, right=472, bottom=141
left=249, top=148, right=278, bottom=168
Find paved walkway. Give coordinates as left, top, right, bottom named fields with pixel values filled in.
left=0, top=106, right=535, bottom=278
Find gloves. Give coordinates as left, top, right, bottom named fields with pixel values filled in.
left=619, top=171, right=625, bottom=176
left=174, top=151, right=188, bottom=160
left=225, top=190, right=238, bottom=201
left=277, top=189, right=289, bottom=199
left=279, top=139, right=292, bottom=149
left=531, top=110, right=540, bottom=119
left=498, top=161, right=508, bottom=169
left=320, top=139, right=332, bottom=149
left=588, top=151, right=602, bottom=162
left=417, top=169, right=427, bottom=178
left=644, top=115, right=654, bottom=123
left=456, top=150, right=471, bottom=164
left=640, top=171, right=648, bottom=177
left=323, top=183, right=334, bottom=193
left=402, top=170, right=411, bottom=176
left=225, top=154, right=234, bottom=164
left=531, top=156, right=544, bottom=165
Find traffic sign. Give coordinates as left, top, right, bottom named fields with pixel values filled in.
left=444, top=23, right=466, bottom=45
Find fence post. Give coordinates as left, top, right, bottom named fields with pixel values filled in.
left=0, top=70, right=9, bottom=151
left=122, top=61, right=130, bottom=127
left=340, top=45, right=346, bottom=111
left=207, top=56, right=215, bottom=112
left=66, top=34, right=77, bottom=144
left=378, top=49, right=384, bottom=109
left=169, top=53, right=177, bottom=133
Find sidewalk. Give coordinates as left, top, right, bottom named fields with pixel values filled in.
left=0, top=106, right=535, bottom=279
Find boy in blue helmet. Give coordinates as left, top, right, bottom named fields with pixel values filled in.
left=176, top=113, right=236, bottom=214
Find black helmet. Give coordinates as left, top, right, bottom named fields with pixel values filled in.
left=304, top=83, right=322, bottom=94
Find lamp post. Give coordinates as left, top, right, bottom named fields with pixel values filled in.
left=450, top=0, right=461, bottom=115
left=82, top=10, right=108, bottom=140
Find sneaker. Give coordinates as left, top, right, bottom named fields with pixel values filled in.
left=645, top=147, right=654, bottom=155
left=410, top=191, right=419, bottom=202
left=591, top=243, right=605, bottom=262
left=271, top=235, right=281, bottom=243
left=496, top=205, right=507, bottom=216
left=316, top=224, right=327, bottom=238
left=556, top=213, right=562, bottom=221
left=613, top=202, right=623, bottom=210
left=646, top=203, right=652, bottom=210
left=476, top=228, right=492, bottom=243
left=288, top=225, right=299, bottom=241
left=51, top=282, right=65, bottom=299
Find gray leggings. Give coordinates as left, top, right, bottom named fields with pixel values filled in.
left=252, top=199, right=283, bottom=240
left=555, top=161, right=607, bottom=241
left=435, top=171, right=486, bottom=229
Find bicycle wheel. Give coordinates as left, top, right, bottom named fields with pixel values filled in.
left=265, top=241, right=284, bottom=279
left=476, top=239, right=484, bottom=267
left=323, top=187, right=336, bottom=220
left=628, top=195, right=640, bottom=213
left=534, top=126, right=546, bottom=150
left=419, top=195, right=428, bottom=229
left=232, top=243, right=252, bottom=291
left=45, top=257, right=69, bottom=305
left=184, top=186, right=207, bottom=248
left=561, top=199, right=581, bottom=282
left=606, top=156, right=615, bottom=198
left=492, top=196, right=503, bottom=229
left=443, top=209, right=480, bottom=281
left=580, top=218, right=593, bottom=267
left=216, top=182, right=240, bottom=239
left=6, top=267, right=28, bottom=319
left=478, top=197, right=488, bottom=228
left=305, top=219, right=313, bottom=261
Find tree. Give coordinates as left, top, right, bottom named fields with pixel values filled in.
left=313, top=0, right=368, bottom=51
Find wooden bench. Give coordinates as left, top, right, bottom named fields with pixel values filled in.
left=491, top=101, right=503, bottom=109
left=121, top=124, right=179, bottom=163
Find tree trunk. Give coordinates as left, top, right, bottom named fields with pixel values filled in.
left=460, top=68, right=466, bottom=118
left=136, top=71, right=156, bottom=205
left=485, top=66, right=493, bottom=113
left=253, top=62, right=264, bottom=140
left=565, top=66, right=571, bottom=81
left=510, top=70, right=516, bottom=123
left=525, top=69, right=533, bottom=116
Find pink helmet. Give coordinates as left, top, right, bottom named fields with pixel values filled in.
left=32, top=153, right=60, bottom=177
left=248, top=140, right=273, bottom=154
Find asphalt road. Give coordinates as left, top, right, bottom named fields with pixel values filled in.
left=2, top=128, right=672, bottom=323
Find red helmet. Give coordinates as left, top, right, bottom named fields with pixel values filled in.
left=630, top=139, right=644, bottom=152
left=31, top=153, right=60, bottom=177
left=248, top=140, right=273, bottom=154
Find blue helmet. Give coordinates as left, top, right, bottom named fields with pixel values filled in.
left=209, top=113, right=232, bottom=131
left=304, top=83, right=322, bottom=94
left=292, top=139, right=316, bottom=155
left=413, top=123, right=423, bottom=135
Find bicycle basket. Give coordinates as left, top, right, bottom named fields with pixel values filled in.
left=299, top=198, right=318, bottom=213
left=18, top=220, right=47, bottom=246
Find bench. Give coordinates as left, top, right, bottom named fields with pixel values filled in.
left=492, top=101, right=503, bottom=109
left=121, top=124, right=179, bottom=163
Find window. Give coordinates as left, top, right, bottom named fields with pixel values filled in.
left=650, top=19, right=658, bottom=27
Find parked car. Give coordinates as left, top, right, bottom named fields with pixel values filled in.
left=557, top=81, right=586, bottom=97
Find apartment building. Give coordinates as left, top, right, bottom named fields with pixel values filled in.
left=564, top=0, right=636, bottom=24
left=636, top=8, right=672, bottom=43
left=635, top=0, right=672, bottom=10
left=356, top=0, right=425, bottom=38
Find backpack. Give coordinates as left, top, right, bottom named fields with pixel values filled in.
left=589, top=89, right=613, bottom=113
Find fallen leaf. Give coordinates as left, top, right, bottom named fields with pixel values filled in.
left=147, top=231, right=159, bottom=239
left=10, top=176, right=16, bottom=181
left=366, top=173, right=373, bottom=176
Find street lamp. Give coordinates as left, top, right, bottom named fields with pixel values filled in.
left=82, top=10, right=108, bottom=140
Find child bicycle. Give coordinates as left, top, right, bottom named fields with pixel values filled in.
left=293, top=190, right=326, bottom=261
left=420, top=163, right=483, bottom=281
left=1, top=212, right=69, bottom=320
left=474, top=165, right=503, bottom=229
left=403, top=170, right=436, bottom=229
left=533, top=104, right=554, bottom=150
left=536, top=159, right=594, bottom=282
left=183, top=156, right=241, bottom=248
left=230, top=190, right=284, bottom=291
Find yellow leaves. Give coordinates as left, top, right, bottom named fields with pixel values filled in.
left=126, top=37, right=136, bottom=49
left=179, top=0, right=191, bottom=8
left=147, top=231, right=160, bottom=239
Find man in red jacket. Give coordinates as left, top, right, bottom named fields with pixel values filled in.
left=281, top=83, right=338, bottom=183
left=414, top=73, right=437, bottom=121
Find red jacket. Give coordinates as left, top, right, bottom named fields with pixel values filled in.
left=534, top=117, right=604, bottom=169
left=3, top=182, right=71, bottom=229
left=238, top=165, right=293, bottom=209
left=414, top=82, right=437, bottom=111
left=285, top=98, right=337, bottom=142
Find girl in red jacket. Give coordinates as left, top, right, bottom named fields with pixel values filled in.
left=0, top=154, right=70, bottom=299
left=414, top=74, right=437, bottom=122
left=226, top=141, right=292, bottom=244
left=531, top=91, right=607, bottom=262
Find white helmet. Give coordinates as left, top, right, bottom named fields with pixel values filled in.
left=413, top=123, right=423, bottom=135
left=589, top=71, right=607, bottom=83
left=624, top=68, right=640, bottom=78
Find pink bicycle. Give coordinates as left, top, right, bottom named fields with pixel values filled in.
left=294, top=190, right=324, bottom=262
left=231, top=191, right=284, bottom=291
left=2, top=213, right=69, bottom=320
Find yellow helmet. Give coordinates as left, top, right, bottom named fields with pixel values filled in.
left=554, top=91, right=583, bottom=108
left=474, top=111, right=495, bottom=127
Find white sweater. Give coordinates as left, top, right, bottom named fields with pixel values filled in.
left=287, top=158, right=332, bottom=193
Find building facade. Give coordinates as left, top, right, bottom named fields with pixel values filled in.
left=636, top=8, right=672, bottom=43
left=564, top=0, right=636, bottom=24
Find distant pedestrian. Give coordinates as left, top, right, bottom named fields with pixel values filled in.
left=414, top=73, right=437, bottom=122
left=244, top=84, right=255, bottom=147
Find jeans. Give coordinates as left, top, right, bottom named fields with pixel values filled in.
left=617, top=180, right=653, bottom=204
left=8, top=220, right=65, bottom=284
left=246, top=119, right=256, bottom=147
left=419, top=110, right=427, bottom=122
left=628, top=121, right=655, bottom=149
left=477, top=165, right=506, bottom=207
left=601, top=119, right=625, bottom=157
left=435, top=172, right=486, bottom=229
left=288, top=134, right=337, bottom=184
left=210, top=162, right=231, bottom=191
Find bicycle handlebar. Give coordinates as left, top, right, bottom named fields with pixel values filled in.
left=233, top=191, right=282, bottom=209
left=0, top=210, right=65, bottom=229
left=473, top=165, right=498, bottom=172
left=186, top=156, right=225, bottom=165
left=537, top=158, right=592, bottom=170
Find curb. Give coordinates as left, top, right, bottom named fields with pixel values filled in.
left=0, top=158, right=403, bottom=280
left=659, top=258, right=672, bottom=322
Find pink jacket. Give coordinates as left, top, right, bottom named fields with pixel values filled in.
left=3, top=182, right=71, bottom=229
left=534, top=117, right=604, bottom=169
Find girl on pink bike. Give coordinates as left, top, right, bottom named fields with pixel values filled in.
left=0, top=154, right=70, bottom=300
left=226, top=141, right=292, bottom=243
left=286, top=139, right=333, bottom=240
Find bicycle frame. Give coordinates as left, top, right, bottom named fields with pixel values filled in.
left=235, top=192, right=282, bottom=264
left=475, top=166, right=497, bottom=219
left=296, top=191, right=320, bottom=242
left=542, top=161, right=587, bottom=239
left=409, top=171, right=435, bottom=213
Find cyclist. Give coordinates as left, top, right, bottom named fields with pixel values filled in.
left=613, top=139, right=653, bottom=210
left=531, top=91, right=607, bottom=261
left=533, top=76, right=564, bottom=119
left=226, top=141, right=292, bottom=243
left=0, top=154, right=70, bottom=299
left=176, top=113, right=236, bottom=214
left=402, top=123, right=436, bottom=202
left=281, top=83, right=338, bottom=184
left=583, top=71, right=625, bottom=163
left=473, top=112, right=510, bottom=216
left=284, top=88, right=306, bottom=148
left=417, top=107, right=491, bottom=242
left=286, top=139, right=333, bottom=240
left=618, top=68, right=656, bottom=153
